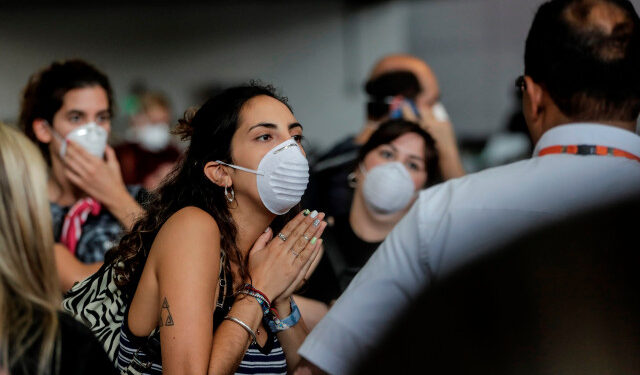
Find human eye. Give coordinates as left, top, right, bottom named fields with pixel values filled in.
left=407, top=162, right=420, bottom=171
left=256, top=134, right=272, bottom=142
left=292, top=134, right=305, bottom=144
left=379, top=149, right=394, bottom=159
left=68, top=114, right=82, bottom=123
left=97, top=113, right=111, bottom=123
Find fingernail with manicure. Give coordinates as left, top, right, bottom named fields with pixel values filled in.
left=303, top=209, right=311, bottom=216
left=264, top=227, right=271, bottom=233
left=310, top=210, right=318, bottom=219
left=311, top=237, right=317, bottom=244
left=313, top=219, right=321, bottom=227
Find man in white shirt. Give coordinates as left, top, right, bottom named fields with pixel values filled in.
left=296, top=0, right=640, bottom=373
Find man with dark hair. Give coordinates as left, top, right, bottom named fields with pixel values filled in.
left=305, top=55, right=465, bottom=220
left=295, top=1, right=640, bottom=374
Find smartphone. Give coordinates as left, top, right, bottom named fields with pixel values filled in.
left=388, top=97, right=421, bottom=120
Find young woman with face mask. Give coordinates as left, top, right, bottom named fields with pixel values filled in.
left=19, top=60, right=145, bottom=292
left=106, top=84, right=326, bottom=375
left=300, top=119, right=438, bottom=305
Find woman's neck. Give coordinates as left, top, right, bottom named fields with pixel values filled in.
left=229, top=197, right=275, bottom=259
left=349, top=189, right=407, bottom=243
left=48, top=156, right=82, bottom=206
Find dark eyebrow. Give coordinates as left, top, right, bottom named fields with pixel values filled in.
left=65, top=110, right=86, bottom=116
left=248, top=123, right=277, bottom=132
left=408, top=154, right=425, bottom=162
left=384, top=143, right=424, bottom=163
left=385, top=144, right=398, bottom=152
left=248, top=122, right=303, bottom=132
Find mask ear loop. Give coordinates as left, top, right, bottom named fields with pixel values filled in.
left=215, top=160, right=265, bottom=176
left=42, top=121, right=68, bottom=157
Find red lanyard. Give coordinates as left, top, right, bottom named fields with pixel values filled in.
left=538, top=144, right=640, bottom=163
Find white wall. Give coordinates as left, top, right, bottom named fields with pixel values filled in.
left=2, top=0, right=639, bottom=152
left=0, top=1, right=409, bottom=152
left=408, top=0, right=640, bottom=138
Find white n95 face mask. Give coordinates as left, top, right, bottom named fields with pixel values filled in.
left=362, top=162, right=415, bottom=215
left=136, top=123, right=171, bottom=152
left=217, top=138, right=309, bottom=215
left=51, top=122, right=108, bottom=158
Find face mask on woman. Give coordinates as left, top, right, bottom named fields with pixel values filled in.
left=135, top=123, right=171, bottom=152
left=361, top=161, right=416, bottom=215
left=217, top=138, right=309, bottom=215
left=48, top=121, right=108, bottom=158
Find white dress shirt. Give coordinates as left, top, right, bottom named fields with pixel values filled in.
left=298, top=123, right=640, bottom=374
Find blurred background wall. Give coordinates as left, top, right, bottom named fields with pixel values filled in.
left=1, top=0, right=639, bottom=156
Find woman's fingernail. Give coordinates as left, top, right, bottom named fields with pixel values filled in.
left=303, top=209, right=311, bottom=216
left=313, top=219, right=321, bottom=227
left=311, top=237, right=317, bottom=245
left=310, top=210, right=318, bottom=219
left=264, top=227, right=271, bottom=233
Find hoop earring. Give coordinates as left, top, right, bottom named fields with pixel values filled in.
left=347, top=172, right=357, bottom=189
left=224, top=185, right=235, bottom=203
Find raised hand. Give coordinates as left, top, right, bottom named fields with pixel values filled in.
left=402, top=103, right=466, bottom=179
left=247, top=210, right=327, bottom=304
left=62, top=141, right=143, bottom=229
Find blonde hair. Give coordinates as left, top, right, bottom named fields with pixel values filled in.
left=0, top=123, right=61, bottom=374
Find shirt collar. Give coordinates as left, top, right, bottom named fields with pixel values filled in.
left=533, top=122, right=640, bottom=158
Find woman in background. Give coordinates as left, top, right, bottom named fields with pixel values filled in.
left=0, top=123, right=113, bottom=375
left=300, top=119, right=439, bottom=307
left=19, top=59, right=145, bottom=291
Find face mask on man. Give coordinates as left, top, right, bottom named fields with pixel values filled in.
left=216, top=138, right=309, bottom=215
left=135, top=123, right=171, bottom=152
left=48, top=121, right=108, bottom=158
left=361, top=161, right=416, bottom=215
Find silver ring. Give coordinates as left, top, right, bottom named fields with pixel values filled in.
left=278, top=233, right=288, bottom=242
left=303, top=234, right=311, bottom=242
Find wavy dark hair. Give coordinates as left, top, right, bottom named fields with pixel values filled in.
left=18, top=59, right=114, bottom=164
left=356, top=119, right=441, bottom=188
left=106, top=84, right=293, bottom=292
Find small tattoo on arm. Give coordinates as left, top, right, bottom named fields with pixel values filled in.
left=160, top=297, right=175, bottom=327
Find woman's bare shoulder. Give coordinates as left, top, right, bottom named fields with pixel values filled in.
left=151, top=206, right=222, bottom=268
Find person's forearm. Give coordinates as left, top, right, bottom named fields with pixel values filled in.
left=438, top=147, right=466, bottom=180
left=274, top=298, right=309, bottom=371
left=103, top=189, right=144, bottom=230
left=208, top=297, right=263, bottom=375
left=54, top=243, right=102, bottom=292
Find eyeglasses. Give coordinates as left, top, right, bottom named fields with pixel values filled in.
left=515, top=75, right=526, bottom=91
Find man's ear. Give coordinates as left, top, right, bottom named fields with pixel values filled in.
left=523, top=76, right=546, bottom=142
left=524, top=76, right=544, bottom=121
left=204, top=161, right=233, bottom=188
left=32, top=119, right=53, bottom=144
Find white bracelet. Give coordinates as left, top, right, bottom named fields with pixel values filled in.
left=224, top=316, right=257, bottom=345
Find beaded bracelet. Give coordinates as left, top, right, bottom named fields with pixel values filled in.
left=266, top=297, right=301, bottom=332
left=239, top=284, right=280, bottom=318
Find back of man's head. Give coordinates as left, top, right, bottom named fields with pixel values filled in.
left=525, top=0, right=640, bottom=122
